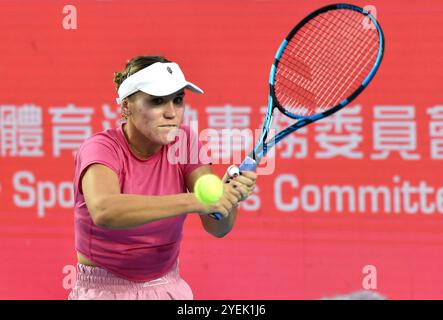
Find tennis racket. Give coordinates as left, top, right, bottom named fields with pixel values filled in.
left=210, top=3, right=384, bottom=220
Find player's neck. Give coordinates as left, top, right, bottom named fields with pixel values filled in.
left=123, top=122, right=161, bottom=159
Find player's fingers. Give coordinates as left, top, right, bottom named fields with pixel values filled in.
left=212, top=203, right=229, bottom=218
left=239, top=170, right=257, bottom=181
left=225, top=182, right=242, bottom=198
left=224, top=189, right=241, bottom=205
left=230, top=180, right=249, bottom=199
left=218, top=197, right=235, bottom=215
left=232, top=178, right=256, bottom=197
left=231, top=174, right=255, bottom=187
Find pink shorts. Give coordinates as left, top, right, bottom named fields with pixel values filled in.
left=68, top=261, right=193, bottom=300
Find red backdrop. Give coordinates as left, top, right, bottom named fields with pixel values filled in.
left=0, top=0, right=443, bottom=299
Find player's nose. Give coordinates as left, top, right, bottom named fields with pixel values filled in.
left=163, top=100, right=177, bottom=118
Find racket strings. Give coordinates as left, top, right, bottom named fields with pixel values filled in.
left=287, top=10, right=377, bottom=98
left=309, top=25, right=372, bottom=105
left=278, top=11, right=376, bottom=110
left=315, top=11, right=379, bottom=105
left=294, top=12, right=366, bottom=76
left=274, top=9, right=380, bottom=115
left=283, top=19, right=374, bottom=86
left=277, top=14, right=359, bottom=109
left=277, top=18, right=377, bottom=112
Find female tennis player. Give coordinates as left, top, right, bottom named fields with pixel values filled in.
left=68, top=56, right=257, bottom=300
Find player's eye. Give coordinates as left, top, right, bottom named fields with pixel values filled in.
left=174, top=96, right=184, bottom=105
left=151, top=98, right=164, bottom=105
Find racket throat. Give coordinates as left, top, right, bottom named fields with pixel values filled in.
left=239, top=155, right=258, bottom=172
left=250, top=143, right=265, bottom=166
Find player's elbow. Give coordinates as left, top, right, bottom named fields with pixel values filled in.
left=92, top=212, right=110, bottom=228
left=207, top=226, right=232, bottom=238
left=201, top=216, right=234, bottom=238
left=213, top=230, right=230, bottom=238
left=88, top=197, right=112, bottom=228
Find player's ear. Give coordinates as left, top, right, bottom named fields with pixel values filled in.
left=121, top=99, right=132, bottom=118
left=122, top=98, right=129, bottom=113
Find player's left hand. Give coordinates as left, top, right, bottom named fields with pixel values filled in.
left=223, top=170, right=257, bottom=202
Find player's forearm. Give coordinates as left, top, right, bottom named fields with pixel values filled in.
left=201, top=206, right=238, bottom=238
left=93, top=193, right=202, bottom=229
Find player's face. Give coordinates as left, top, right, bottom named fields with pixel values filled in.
left=126, top=90, right=185, bottom=146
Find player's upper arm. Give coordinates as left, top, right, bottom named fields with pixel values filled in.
left=81, top=163, right=120, bottom=226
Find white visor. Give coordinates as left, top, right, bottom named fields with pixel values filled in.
left=116, top=62, right=204, bottom=105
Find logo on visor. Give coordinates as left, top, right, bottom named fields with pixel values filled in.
left=167, top=66, right=173, bottom=74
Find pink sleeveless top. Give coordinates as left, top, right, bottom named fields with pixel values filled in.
left=73, top=123, right=209, bottom=281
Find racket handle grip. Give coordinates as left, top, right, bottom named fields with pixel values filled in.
left=238, top=156, right=258, bottom=172
left=209, top=157, right=258, bottom=220
left=209, top=213, right=222, bottom=220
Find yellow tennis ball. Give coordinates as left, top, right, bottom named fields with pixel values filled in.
left=194, top=174, right=224, bottom=204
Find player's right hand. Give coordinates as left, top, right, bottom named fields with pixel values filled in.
left=196, top=182, right=242, bottom=218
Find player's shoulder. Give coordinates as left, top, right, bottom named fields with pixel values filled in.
left=79, top=126, right=121, bottom=151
